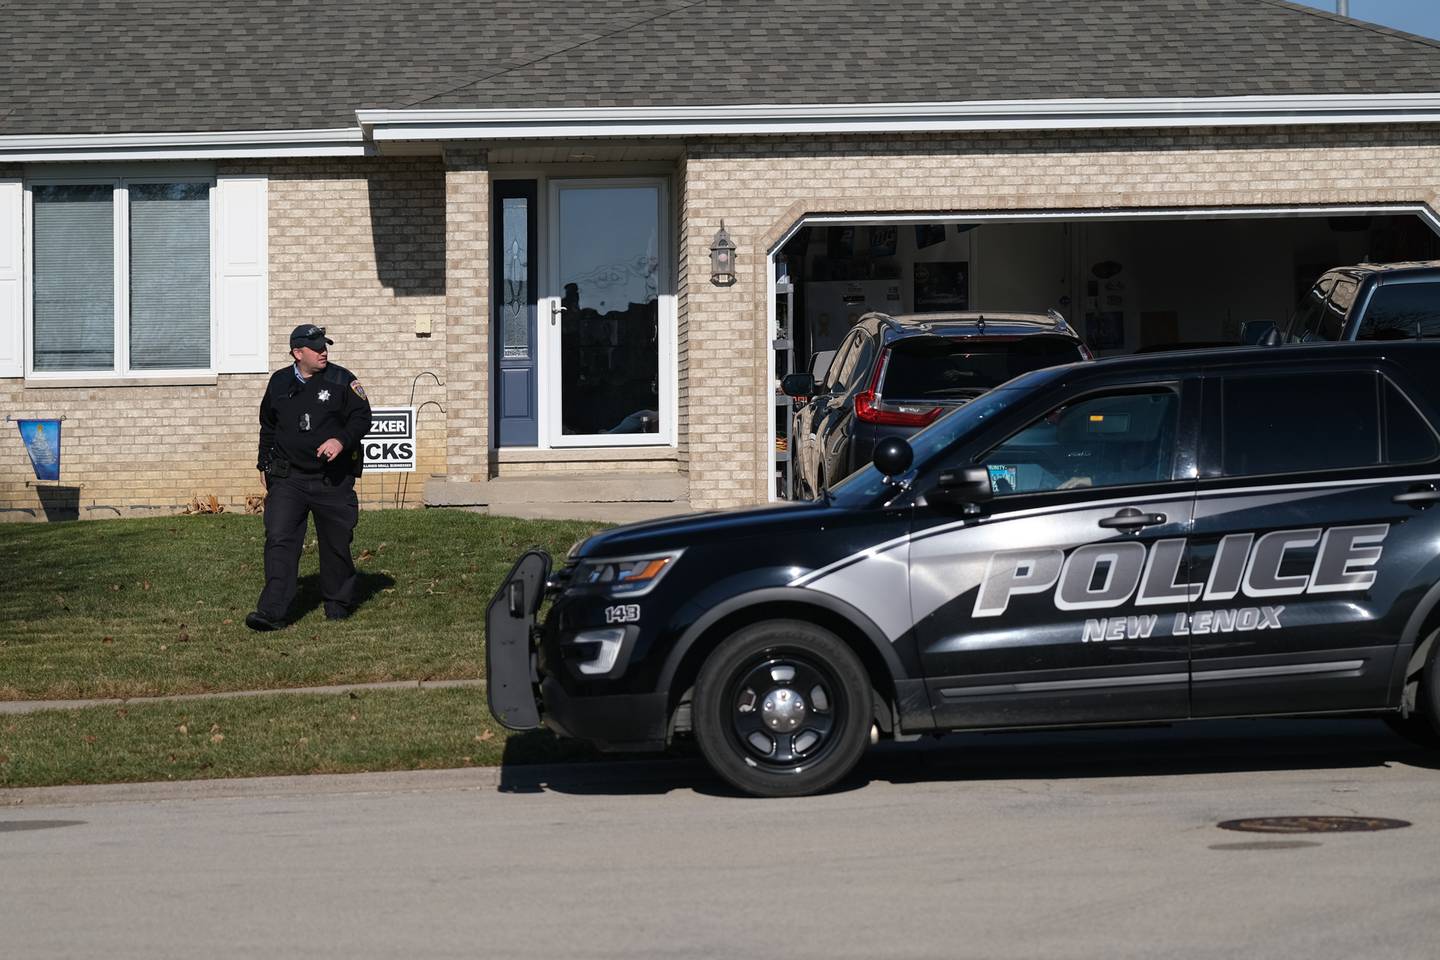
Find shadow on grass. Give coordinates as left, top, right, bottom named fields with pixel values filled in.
left=289, top=571, right=396, bottom=620
left=491, top=718, right=1440, bottom=799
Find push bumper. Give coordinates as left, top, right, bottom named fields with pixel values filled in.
left=485, top=550, right=550, bottom=730
left=485, top=550, right=669, bottom=750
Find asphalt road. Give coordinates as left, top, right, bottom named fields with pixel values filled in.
left=4, top=718, right=1440, bottom=960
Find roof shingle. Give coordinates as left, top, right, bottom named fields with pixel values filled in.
left=3, top=0, right=1439, bottom=136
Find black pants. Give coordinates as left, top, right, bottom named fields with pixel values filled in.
left=256, top=472, right=359, bottom=620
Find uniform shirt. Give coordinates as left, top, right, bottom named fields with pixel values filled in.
left=257, top=362, right=372, bottom=476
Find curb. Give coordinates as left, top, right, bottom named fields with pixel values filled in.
left=0, top=757, right=708, bottom=808
left=0, top=678, right=485, bottom=715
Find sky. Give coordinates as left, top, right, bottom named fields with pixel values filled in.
left=1292, top=0, right=1440, bottom=39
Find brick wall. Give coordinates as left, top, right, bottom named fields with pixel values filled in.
left=0, top=157, right=447, bottom=520
left=441, top=149, right=492, bottom=483
left=7, top=125, right=1440, bottom=519
left=679, top=124, right=1440, bottom=508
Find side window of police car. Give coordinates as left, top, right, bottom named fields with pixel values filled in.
left=1221, top=372, right=1438, bottom=476
left=978, top=388, right=1180, bottom=495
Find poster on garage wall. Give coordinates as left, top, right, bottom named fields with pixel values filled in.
left=913, top=261, right=969, bottom=312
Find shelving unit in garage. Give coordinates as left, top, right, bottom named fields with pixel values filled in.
left=773, top=271, right=796, bottom=499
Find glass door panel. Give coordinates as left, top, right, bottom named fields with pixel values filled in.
left=550, top=181, right=664, bottom=444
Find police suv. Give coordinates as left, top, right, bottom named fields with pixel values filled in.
left=488, top=342, right=1440, bottom=797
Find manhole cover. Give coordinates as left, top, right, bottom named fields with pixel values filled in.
left=1217, top=816, right=1410, bottom=834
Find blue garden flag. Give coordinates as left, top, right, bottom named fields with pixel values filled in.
left=17, top=419, right=61, bottom=481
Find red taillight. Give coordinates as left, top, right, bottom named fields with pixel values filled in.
left=854, top=389, right=943, bottom=427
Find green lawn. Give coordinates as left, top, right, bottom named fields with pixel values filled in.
left=0, top=510, right=603, bottom=700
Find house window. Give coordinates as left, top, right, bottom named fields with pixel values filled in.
left=30, top=178, right=211, bottom=374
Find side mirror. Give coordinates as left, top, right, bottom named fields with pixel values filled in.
left=781, top=372, right=816, bottom=398
left=931, top=466, right=993, bottom=510
left=873, top=437, right=914, bottom=477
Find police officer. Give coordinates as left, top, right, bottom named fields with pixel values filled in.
left=245, top=324, right=372, bottom=631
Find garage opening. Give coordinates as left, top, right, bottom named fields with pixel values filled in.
left=770, top=208, right=1440, bottom=498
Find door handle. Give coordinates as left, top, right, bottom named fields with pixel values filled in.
left=550, top=302, right=565, bottom=326
left=1394, top=484, right=1440, bottom=507
left=1098, top=507, right=1167, bottom=531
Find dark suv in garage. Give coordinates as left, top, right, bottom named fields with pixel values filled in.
left=1281, top=261, right=1440, bottom=342
left=782, top=310, right=1090, bottom=498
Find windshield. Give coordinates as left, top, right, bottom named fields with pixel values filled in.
left=880, top=336, right=1084, bottom=399
left=828, top=383, right=1033, bottom=505
left=1356, top=281, right=1440, bottom=340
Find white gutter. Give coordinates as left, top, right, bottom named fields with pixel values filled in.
left=0, top=128, right=369, bottom=162
left=8, top=93, right=1440, bottom=161
left=358, top=93, right=1440, bottom=140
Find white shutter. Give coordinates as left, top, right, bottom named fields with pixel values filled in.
left=0, top=179, right=23, bottom=378
left=213, top=175, right=269, bottom=374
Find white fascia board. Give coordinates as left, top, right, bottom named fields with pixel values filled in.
left=0, top=128, right=369, bottom=163
left=358, top=93, right=1440, bottom=140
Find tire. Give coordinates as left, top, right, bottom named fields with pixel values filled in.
left=1388, top=632, right=1440, bottom=747
left=693, top=619, right=872, bottom=797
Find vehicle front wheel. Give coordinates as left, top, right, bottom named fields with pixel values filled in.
left=693, top=620, right=872, bottom=797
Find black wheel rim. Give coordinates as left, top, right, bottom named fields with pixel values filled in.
left=723, top=649, right=849, bottom=772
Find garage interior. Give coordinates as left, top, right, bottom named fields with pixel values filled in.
left=772, top=210, right=1440, bottom=498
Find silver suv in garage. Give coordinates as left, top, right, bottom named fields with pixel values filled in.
left=782, top=310, right=1091, bottom=498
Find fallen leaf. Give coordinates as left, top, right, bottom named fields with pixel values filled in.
left=209, top=724, right=221, bottom=734
left=178, top=632, right=190, bottom=643
left=177, top=724, right=188, bottom=735
left=348, top=713, right=358, bottom=722
left=0, top=755, right=9, bottom=764
left=141, top=580, right=152, bottom=591
left=102, top=636, right=114, bottom=644
left=222, top=618, right=233, bottom=625
left=115, top=709, right=127, bottom=719
left=210, top=733, right=224, bottom=744
left=160, top=645, right=168, bottom=651
left=357, top=549, right=375, bottom=563
left=81, top=735, right=96, bottom=744
left=476, top=730, right=494, bottom=742
left=297, top=737, right=309, bottom=746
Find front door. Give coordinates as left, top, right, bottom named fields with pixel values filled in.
left=544, top=179, right=669, bottom=446
left=909, top=380, right=1199, bottom=729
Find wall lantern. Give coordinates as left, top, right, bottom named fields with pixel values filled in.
left=709, top=222, right=737, bottom=286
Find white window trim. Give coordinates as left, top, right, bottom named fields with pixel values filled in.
left=23, top=168, right=216, bottom=383
left=540, top=176, right=677, bottom=448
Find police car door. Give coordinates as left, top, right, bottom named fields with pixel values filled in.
left=909, top=377, right=1199, bottom=730
left=1188, top=361, right=1440, bottom=716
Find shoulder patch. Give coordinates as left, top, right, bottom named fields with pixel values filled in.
left=350, top=380, right=367, bottom=400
